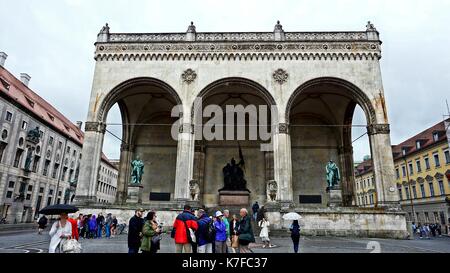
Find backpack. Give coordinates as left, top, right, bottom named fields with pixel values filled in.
left=204, top=219, right=216, bottom=242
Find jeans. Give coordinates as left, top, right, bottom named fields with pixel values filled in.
left=175, top=243, right=192, bottom=253
left=97, top=226, right=102, bottom=238
left=292, top=235, right=300, bottom=253
left=215, top=241, right=227, bottom=253
left=128, top=247, right=139, bottom=254
left=105, top=224, right=110, bottom=238
left=197, top=243, right=213, bottom=253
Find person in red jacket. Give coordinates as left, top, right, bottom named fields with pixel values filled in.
left=67, top=217, right=79, bottom=241
left=172, top=204, right=198, bottom=253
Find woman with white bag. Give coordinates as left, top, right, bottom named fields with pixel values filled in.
left=48, top=212, right=73, bottom=253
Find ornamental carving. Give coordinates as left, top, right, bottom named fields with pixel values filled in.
left=366, top=124, right=390, bottom=135
left=278, top=123, right=289, bottom=134
left=273, top=69, right=288, bottom=84
left=84, top=122, right=107, bottom=133
left=181, top=69, right=197, bottom=84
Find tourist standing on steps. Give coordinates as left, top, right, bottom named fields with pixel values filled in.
left=111, top=216, right=118, bottom=237
left=237, top=208, right=255, bottom=253
left=196, top=209, right=213, bottom=253
left=96, top=213, right=105, bottom=238
left=88, top=215, right=97, bottom=239
left=128, top=208, right=145, bottom=254
left=105, top=213, right=113, bottom=238
left=140, top=211, right=161, bottom=254
left=252, top=201, right=260, bottom=221
left=290, top=220, right=301, bottom=253
left=172, top=204, right=198, bottom=253
left=214, top=211, right=227, bottom=253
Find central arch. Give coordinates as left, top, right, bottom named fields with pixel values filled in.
left=190, top=77, right=277, bottom=207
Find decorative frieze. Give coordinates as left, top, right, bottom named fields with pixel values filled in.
left=366, top=124, right=390, bottom=135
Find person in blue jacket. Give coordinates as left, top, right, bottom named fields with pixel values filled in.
left=196, top=209, right=213, bottom=253
left=214, top=211, right=227, bottom=253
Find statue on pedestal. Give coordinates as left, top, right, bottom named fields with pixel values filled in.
left=266, top=180, right=278, bottom=202
left=130, top=156, right=144, bottom=184
left=326, top=160, right=340, bottom=189
left=219, top=143, right=249, bottom=192
left=189, top=180, right=200, bottom=201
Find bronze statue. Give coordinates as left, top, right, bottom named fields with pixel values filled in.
left=326, top=160, right=340, bottom=188
left=219, top=143, right=250, bottom=192
left=26, top=126, right=41, bottom=144
left=130, top=156, right=144, bottom=184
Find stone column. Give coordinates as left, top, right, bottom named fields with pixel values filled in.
left=367, top=123, right=400, bottom=209
left=193, top=145, right=206, bottom=201
left=174, top=123, right=195, bottom=202
left=115, top=143, right=133, bottom=204
left=339, top=145, right=355, bottom=206
left=273, top=123, right=293, bottom=206
left=73, top=121, right=106, bottom=205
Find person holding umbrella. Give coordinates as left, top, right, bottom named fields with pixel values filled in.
left=282, top=212, right=302, bottom=253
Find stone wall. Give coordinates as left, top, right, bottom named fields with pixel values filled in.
left=266, top=207, right=408, bottom=239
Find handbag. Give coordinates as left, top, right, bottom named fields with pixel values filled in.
left=61, top=238, right=82, bottom=253
left=231, top=235, right=239, bottom=248
left=151, top=234, right=162, bottom=245
left=183, top=221, right=196, bottom=244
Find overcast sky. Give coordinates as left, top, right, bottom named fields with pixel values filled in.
left=1, top=0, right=449, bottom=161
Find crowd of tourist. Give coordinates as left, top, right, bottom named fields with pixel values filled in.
left=412, top=222, right=444, bottom=239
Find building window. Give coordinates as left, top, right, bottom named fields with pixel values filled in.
left=39, top=187, right=44, bottom=193
left=8, top=181, right=15, bottom=188
left=0, top=142, right=7, bottom=163
left=408, top=162, right=413, bottom=175
left=420, top=184, right=425, bottom=198
left=424, top=157, right=430, bottom=170
left=26, top=194, right=31, bottom=200
left=61, top=167, right=67, bottom=181
left=416, top=160, right=422, bottom=173
left=405, top=186, right=410, bottom=200
left=412, top=185, right=417, bottom=199
left=49, top=189, right=53, bottom=195
left=32, top=156, right=40, bottom=173
left=401, top=165, right=406, bottom=177
left=13, top=149, right=23, bottom=168
left=5, top=111, right=12, bottom=122
left=27, top=185, right=33, bottom=192
left=58, top=141, right=62, bottom=149
left=438, top=180, right=445, bottom=195
left=433, top=132, right=439, bottom=142
left=398, top=188, right=403, bottom=200
left=21, top=120, right=28, bottom=130
left=48, top=136, right=54, bottom=145
left=433, top=153, right=440, bottom=167
left=52, top=164, right=59, bottom=179
left=43, top=160, right=50, bottom=176
left=416, top=141, right=421, bottom=149
left=47, top=197, right=52, bottom=206
left=429, top=182, right=435, bottom=197
left=444, top=150, right=450, bottom=164
left=6, top=191, right=13, bottom=198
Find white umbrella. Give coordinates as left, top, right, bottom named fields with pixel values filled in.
left=282, top=212, right=302, bottom=221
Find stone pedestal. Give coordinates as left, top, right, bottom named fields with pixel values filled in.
left=127, top=184, right=143, bottom=204
left=326, top=186, right=342, bottom=207
left=218, top=191, right=250, bottom=206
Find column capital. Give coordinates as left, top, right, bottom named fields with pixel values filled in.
left=85, top=121, right=107, bottom=133
left=367, top=123, right=390, bottom=135
left=277, top=123, right=289, bottom=134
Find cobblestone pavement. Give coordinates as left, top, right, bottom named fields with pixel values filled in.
left=1, top=230, right=449, bottom=253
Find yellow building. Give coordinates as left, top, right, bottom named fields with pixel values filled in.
left=355, top=119, right=450, bottom=233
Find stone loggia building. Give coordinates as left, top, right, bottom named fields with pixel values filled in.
left=0, top=54, right=118, bottom=223
left=75, top=22, right=407, bottom=238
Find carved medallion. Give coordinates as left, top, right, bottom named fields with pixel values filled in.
left=182, top=69, right=197, bottom=84
left=273, top=69, right=288, bottom=84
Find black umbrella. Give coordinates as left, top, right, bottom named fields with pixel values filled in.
left=38, top=204, right=79, bottom=215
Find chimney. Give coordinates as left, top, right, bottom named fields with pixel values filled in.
left=20, top=73, right=31, bottom=86
left=0, top=52, right=7, bottom=67
left=76, top=121, right=83, bottom=130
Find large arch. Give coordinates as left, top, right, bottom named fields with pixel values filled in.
left=189, top=77, right=278, bottom=206
left=97, top=77, right=184, bottom=204
left=286, top=77, right=376, bottom=207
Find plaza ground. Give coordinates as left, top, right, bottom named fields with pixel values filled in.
left=1, top=229, right=449, bottom=253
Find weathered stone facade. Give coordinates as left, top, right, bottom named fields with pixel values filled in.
left=75, top=22, right=406, bottom=238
